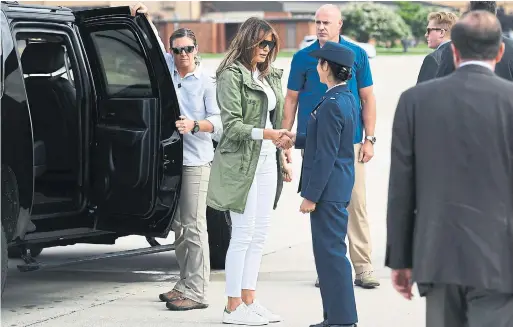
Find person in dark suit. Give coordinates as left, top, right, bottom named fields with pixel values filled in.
left=416, top=11, right=458, bottom=84
left=436, top=1, right=513, bottom=80
left=386, top=9, right=513, bottom=327
left=279, top=41, right=358, bottom=327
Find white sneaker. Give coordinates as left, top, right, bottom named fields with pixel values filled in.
left=248, top=300, right=282, bottom=323
left=223, top=303, right=269, bottom=326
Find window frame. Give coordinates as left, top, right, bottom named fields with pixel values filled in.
left=12, top=24, right=85, bottom=112
left=78, top=21, right=158, bottom=100
left=12, top=21, right=90, bottom=212
left=16, top=33, right=74, bottom=82
left=89, top=27, right=153, bottom=98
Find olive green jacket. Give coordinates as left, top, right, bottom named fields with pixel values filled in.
left=206, top=61, right=285, bottom=214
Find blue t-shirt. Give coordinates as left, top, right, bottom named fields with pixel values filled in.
left=287, top=37, right=373, bottom=144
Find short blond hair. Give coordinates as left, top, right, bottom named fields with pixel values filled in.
left=428, top=11, right=458, bottom=30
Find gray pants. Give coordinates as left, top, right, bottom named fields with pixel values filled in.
left=171, top=164, right=211, bottom=304
left=426, top=284, right=513, bottom=327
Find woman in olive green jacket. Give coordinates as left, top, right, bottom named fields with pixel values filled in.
left=206, top=17, right=292, bottom=326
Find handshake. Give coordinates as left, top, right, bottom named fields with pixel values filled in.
left=271, top=129, right=296, bottom=150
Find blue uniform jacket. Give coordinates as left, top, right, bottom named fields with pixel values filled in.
left=297, top=84, right=357, bottom=204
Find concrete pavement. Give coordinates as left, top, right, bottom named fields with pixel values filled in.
left=1, top=54, right=427, bottom=326
left=3, top=246, right=425, bottom=327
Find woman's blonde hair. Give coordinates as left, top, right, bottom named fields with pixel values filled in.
left=216, top=17, right=280, bottom=80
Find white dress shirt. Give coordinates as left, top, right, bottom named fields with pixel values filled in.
left=459, top=60, right=494, bottom=71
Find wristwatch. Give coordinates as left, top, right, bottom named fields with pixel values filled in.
left=365, top=136, right=376, bottom=144
left=192, top=121, right=200, bottom=134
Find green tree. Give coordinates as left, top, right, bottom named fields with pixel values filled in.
left=342, top=3, right=412, bottom=44
left=396, top=2, right=454, bottom=40
left=396, top=1, right=423, bottom=26
left=410, top=7, right=436, bottom=40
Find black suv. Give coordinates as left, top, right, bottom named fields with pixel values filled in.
left=0, top=1, right=230, bottom=295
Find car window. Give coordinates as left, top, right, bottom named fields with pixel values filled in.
left=18, top=38, right=74, bottom=85
left=89, top=28, right=152, bottom=98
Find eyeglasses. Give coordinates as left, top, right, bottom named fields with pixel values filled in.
left=258, top=40, right=276, bottom=50
left=171, top=46, right=195, bottom=54
left=426, top=27, right=445, bottom=34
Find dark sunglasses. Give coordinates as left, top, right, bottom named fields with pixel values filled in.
left=258, top=40, right=276, bottom=50
left=171, top=46, right=195, bottom=54
left=426, top=27, right=445, bottom=34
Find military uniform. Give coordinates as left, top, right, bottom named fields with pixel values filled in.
left=295, top=42, right=359, bottom=327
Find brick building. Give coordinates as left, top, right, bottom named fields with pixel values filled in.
left=21, top=0, right=318, bottom=52
left=154, top=17, right=317, bottom=53
left=26, top=1, right=509, bottom=54
left=153, top=0, right=457, bottom=53
left=153, top=1, right=322, bottom=53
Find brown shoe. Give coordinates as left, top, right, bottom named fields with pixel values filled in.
left=354, top=271, right=380, bottom=289
left=165, top=296, right=208, bottom=311
left=158, top=289, right=183, bottom=302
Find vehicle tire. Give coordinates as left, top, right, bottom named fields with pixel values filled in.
left=7, top=245, right=43, bottom=258
left=1, top=224, right=7, bottom=295
left=206, top=206, right=231, bottom=270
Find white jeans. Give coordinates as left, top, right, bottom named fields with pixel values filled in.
left=225, top=153, right=277, bottom=297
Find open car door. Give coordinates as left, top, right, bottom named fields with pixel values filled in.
left=74, top=7, right=183, bottom=238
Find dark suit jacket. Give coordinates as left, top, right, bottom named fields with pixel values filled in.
left=416, top=42, right=451, bottom=84
left=385, top=64, right=513, bottom=295
left=296, top=84, right=356, bottom=204
left=435, top=36, right=513, bottom=80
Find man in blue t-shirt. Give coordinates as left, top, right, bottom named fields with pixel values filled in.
left=282, top=4, right=379, bottom=290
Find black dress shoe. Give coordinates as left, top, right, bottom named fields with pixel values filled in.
left=329, top=325, right=357, bottom=327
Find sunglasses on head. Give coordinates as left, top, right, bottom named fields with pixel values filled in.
left=258, top=40, right=276, bottom=50
left=171, top=46, right=195, bottom=54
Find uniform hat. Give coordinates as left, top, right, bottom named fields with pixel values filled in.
left=309, top=41, right=355, bottom=68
